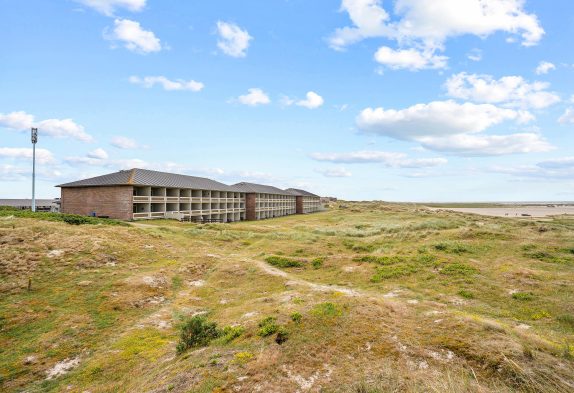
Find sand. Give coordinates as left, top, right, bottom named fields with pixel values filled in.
left=427, top=206, right=574, bottom=218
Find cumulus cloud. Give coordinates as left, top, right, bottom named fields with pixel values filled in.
left=0, top=147, right=55, bottom=164
left=374, top=46, right=447, bottom=70
left=331, top=0, right=544, bottom=50
left=491, top=157, right=574, bottom=179
left=330, top=0, right=543, bottom=71
left=110, top=136, right=140, bottom=149
left=354, top=100, right=553, bottom=156
left=535, top=61, right=556, bottom=75
left=216, top=21, right=252, bottom=58
left=129, top=76, right=204, bottom=91
left=558, top=108, right=574, bottom=124
left=0, top=164, right=63, bottom=181
left=234, top=88, right=270, bottom=106
left=310, top=150, right=447, bottom=168
left=444, top=72, right=561, bottom=109
left=283, top=91, right=324, bottom=109
left=75, top=0, right=145, bottom=16
left=87, top=148, right=109, bottom=160
left=357, top=100, right=533, bottom=140
left=105, top=19, right=162, bottom=54
left=0, top=111, right=93, bottom=142
left=315, top=167, right=352, bottom=177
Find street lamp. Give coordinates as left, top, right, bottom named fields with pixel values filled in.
left=31, top=128, right=38, bottom=212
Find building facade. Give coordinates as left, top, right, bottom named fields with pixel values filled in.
left=58, top=168, right=321, bottom=221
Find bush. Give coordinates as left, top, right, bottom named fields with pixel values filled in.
left=311, top=257, right=324, bottom=269
left=258, top=317, right=279, bottom=337
left=176, top=315, right=221, bottom=354
left=290, top=312, right=302, bottom=323
left=0, top=208, right=127, bottom=226
left=312, top=302, right=342, bottom=318
left=458, top=289, right=475, bottom=299
left=440, top=263, right=478, bottom=276
left=265, top=256, right=304, bottom=268
left=220, top=325, right=245, bottom=343
left=275, top=326, right=289, bottom=345
left=512, top=292, right=534, bottom=301
left=371, top=264, right=418, bottom=281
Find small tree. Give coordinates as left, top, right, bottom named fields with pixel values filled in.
left=176, top=315, right=220, bottom=354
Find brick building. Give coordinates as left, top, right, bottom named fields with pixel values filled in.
left=57, top=168, right=322, bottom=221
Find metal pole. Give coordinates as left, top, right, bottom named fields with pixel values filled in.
left=31, top=128, right=38, bottom=212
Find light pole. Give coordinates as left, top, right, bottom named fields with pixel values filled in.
left=31, top=128, right=38, bottom=212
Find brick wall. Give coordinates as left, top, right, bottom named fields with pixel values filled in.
left=245, top=193, right=257, bottom=220
left=295, top=196, right=303, bottom=214
left=61, top=186, right=134, bottom=220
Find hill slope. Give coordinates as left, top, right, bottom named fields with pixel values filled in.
left=1, top=203, right=573, bottom=392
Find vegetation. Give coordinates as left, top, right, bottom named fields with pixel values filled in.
left=0, top=206, right=127, bottom=226
left=1, top=201, right=573, bottom=392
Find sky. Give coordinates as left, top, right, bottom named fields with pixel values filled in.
left=1, top=0, right=573, bottom=202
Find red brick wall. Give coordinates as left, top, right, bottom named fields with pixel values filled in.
left=61, top=186, right=134, bottom=220
left=295, top=196, right=303, bottom=214
left=245, top=193, right=257, bottom=221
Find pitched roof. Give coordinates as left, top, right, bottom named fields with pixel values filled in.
left=57, top=168, right=238, bottom=192
left=232, top=182, right=294, bottom=196
left=285, top=188, right=320, bottom=198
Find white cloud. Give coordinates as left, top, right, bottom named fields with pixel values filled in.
left=444, top=72, right=561, bottom=109
left=538, top=157, right=574, bottom=169
left=558, top=108, right=574, bottom=124
left=491, top=157, right=574, bottom=179
left=467, top=48, right=482, bottom=62
left=0, top=164, right=62, bottom=181
left=354, top=100, right=552, bottom=156
left=297, top=91, right=324, bottom=109
left=216, top=21, right=252, bottom=58
left=330, top=0, right=544, bottom=70
left=310, top=150, right=447, bottom=168
left=110, top=136, right=139, bottom=149
left=357, top=100, right=533, bottom=140
left=76, top=0, right=145, bottom=16
left=315, top=168, right=352, bottom=177
left=418, top=133, right=553, bottom=156
left=0, top=111, right=93, bottom=142
left=87, top=148, right=108, bottom=160
left=535, top=61, right=555, bottom=75
left=129, top=76, right=204, bottom=91
left=0, top=147, right=55, bottom=164
left=235, top=88, right=270, bottom=106
left=374, top=46, right=447, bottom=70
left=105, top=19, right=162, bottom=54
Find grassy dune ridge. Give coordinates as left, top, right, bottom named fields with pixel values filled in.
left=0, top=202, right=573, bottom=392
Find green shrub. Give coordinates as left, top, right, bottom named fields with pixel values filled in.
left=441, top=263, right=478, bottom=276
left=275, top=326, right=289, bottom=345
left=176, top=316, right=221, bottom=354
left=512, top=292, right=534, bottom=301
left=433, top=242, right=471, bottom=254
left=458, top=289, right=475, bottom=299
left=0, top=208, right=127, bottom=226
left=265, top=256, right=304, bottom=268
left=258, top=317, right=279, bottom=337
left=371, top=264, right=418, bottom=281
left=354, top=255, right=404, bottom=265
left=312, top=302, right=342, bottom=318
left=220, top=325, right=245, bottom=343
left=311, top=257, right=324, bottom=269
left=290, top=312, right=302, bottom=323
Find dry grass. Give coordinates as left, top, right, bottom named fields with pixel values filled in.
left=1, top=202, right=573, bottom=392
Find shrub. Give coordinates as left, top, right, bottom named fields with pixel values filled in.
left=440, top=263, right=478, bottom=276
left=312, top=302, right=342, bottom=318
left=433, top=242, right=471, bottom=254
left=354, top=255, right=404, bottom=265
left=0, top=209, right=127, bottom=226
left=233, top=352, right=254, bottom=364
left=512, top=292, right=534, bottom=301
left=176, top=316, right=220, bottom=354
left=265, top=256, right=304, bottom=268
left=458, top=289, right=475, bottom=299
left=275, top=326, right=289, bottom=345
left=220, top=325, right=245, bottom=343
left=371, top=264, right=418, bottom=281
left=311, top=257, right=324, bottom=269
left=258, top=317, right=279, bottom=337
left=290, top=312, right=302, bottom=323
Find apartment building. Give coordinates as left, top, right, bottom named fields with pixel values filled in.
left=57, top=168, right=322, bottom=221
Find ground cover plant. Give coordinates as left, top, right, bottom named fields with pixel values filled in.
left=1, top=201, right=573, bottom=392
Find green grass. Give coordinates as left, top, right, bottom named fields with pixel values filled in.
left=264, top=255, right=304, bottom=268
left=0, top=207, right=127, bottom=226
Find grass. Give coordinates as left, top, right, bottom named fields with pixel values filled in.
left=1, top=202, right=573, bottom=392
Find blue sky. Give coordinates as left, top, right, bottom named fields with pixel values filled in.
left=1, top=0, right=573, bottom=201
